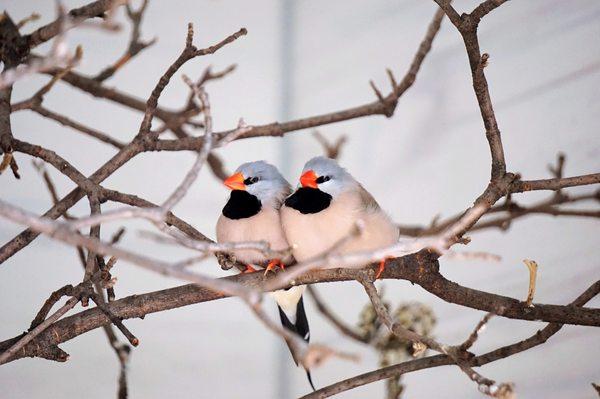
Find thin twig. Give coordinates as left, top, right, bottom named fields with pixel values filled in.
left=312, top=130, right=347, bottom=160
left=307, top=286, right=369, bottom=344
left=357, top=275, right=512, bottom=397
left=459, top=312, right=494, bottom=351
left=24, top=0, right=121, bottom=48
left=0, top=297, right=78, bottom=365
left=90, top=294, right=138, bottom=346
left=93, top=0, right=155, bottom=82
left=301, top=280, right=600, bottom=398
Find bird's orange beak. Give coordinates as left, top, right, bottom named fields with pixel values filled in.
left=300, top=170, right=318, bottom=188
left=223, top=172, right=246, bottom=190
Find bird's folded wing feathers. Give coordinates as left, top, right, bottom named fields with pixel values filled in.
left=358, top=183, right=381, bottom=212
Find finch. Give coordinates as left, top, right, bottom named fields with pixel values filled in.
left=281, top=156, right=398, bottom=278
left=216, top=161, right=315, bottom=390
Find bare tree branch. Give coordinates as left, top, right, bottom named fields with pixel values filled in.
left=28, top=105, right=126, bottom=148
left=0, top=12, right=28, bottom=176
left=24, top=0, right=120, bottom=49
left=93, top=0, right=155, bottom=82
left=0, top=25, right=246, bottom=263
left=1, top=246, right=598, bottom=364
left=0, top=297, right=78, bottom=365
left=0, top=1, right=598, bottom=397
left=398, top=186, right=599, bottom=237
left=0, top=5, right=441, bottom=262
left=357, top=274, right=512, bottom=397
left=301, top=279, right=600, bottom=398
left=307, top=286, right=369, bottom=344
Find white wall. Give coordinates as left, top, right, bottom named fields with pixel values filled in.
left=1, top=1, right=599, bottom=398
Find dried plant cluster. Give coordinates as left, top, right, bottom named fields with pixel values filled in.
left=0, top=1, right=599, bottom=398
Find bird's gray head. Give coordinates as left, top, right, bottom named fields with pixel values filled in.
left=299, top=156, right=357, bottom=197
left=223, top=161, right=290, bottom=206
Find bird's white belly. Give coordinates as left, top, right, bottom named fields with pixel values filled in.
left=269, top=285, right=306, bottom=321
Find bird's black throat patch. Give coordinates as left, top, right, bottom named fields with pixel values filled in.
left=284, top=187, right=332, bottom=214
left=222, top=190, right=261, bottom=219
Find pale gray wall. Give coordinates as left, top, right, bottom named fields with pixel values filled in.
left=1, top=1, right=599, bottom=398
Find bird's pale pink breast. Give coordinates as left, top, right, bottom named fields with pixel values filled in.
left=216, top=207, right=290, bottom=264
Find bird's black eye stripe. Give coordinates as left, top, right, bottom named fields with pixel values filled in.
left=316, top=175, right=330, bottom=184
left=244, top=176, right=259, bottom=185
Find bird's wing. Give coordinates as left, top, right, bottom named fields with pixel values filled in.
left=357, top=183, right=382, bottom=212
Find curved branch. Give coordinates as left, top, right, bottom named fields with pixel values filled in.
left=42, top=66, right=185, bottom=124
left=29, top=105, right=126, bottom=148
left=24, top=0, right=117, bottom=49
left=101, top=188, right=211, bottom=242
left=12, top=139, right=99, bottom=193
left=434, top=0, right=506, bottom=179
left=1, top=251, right=598, bottom=364
left=398, top=189, right=599, bottom=237
left=93, top=0, right=155, bottom=82
left=301, top=279, right=600, bottom=398
left=512, top=174, right=600, bottom=193
left=470, top=0, right=510, bottom=24
left=307, top=286, right=369, bottom=344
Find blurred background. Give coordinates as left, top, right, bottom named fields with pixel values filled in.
left=1, top=0, right=599, bottom=398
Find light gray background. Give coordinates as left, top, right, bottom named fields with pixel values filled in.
left=1, top=0, right=599, bottom=398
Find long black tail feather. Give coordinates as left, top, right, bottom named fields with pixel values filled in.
left=306, top=369, right=316, bottom=391
left=277, top=295, right=315, bottom=391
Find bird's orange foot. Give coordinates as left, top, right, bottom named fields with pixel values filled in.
left=264, top=259, right=285, bottom=276
left=244, top=264, right=258, bottom=273
left=375, top=257, right=393, bottom=279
